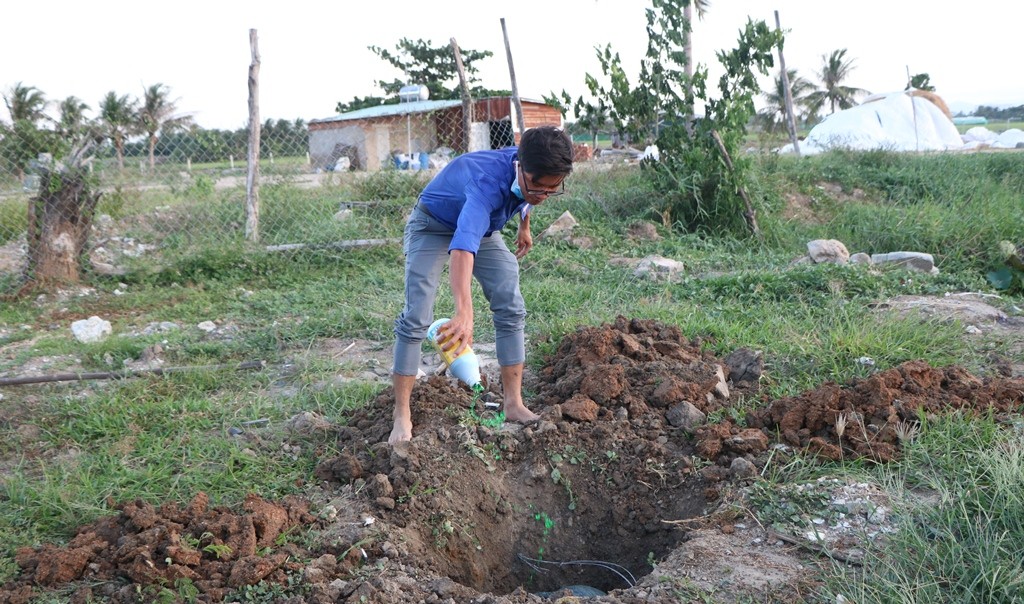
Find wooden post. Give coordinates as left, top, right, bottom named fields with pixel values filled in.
left=245, top=28, right=262, bottom=242
left=500, top=18, right=526, bottom=136
left=710, top=129, right=762, bottom=240
left=774, top=11, right=801, bottom=157
left=450, top=38, right=474, bottom=153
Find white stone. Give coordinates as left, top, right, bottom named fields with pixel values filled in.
left=197, top=321, right=217, bottom=332
left=142, top=321, right=180, bottom=335
left=71, top=316, right=112, bottom=343
left=539, top=210, right=578, bottom=240
left=868, top=506, right=889, bottom=524
left=870, top=251, right=935, bottom=273
left=634, top=255, right=685, bottom=280
left=807, top=239, right=851, bottom=264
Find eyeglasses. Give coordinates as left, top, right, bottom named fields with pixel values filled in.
left=519, top=164, right=566, bottom=197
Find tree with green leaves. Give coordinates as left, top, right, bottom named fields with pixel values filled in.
left=684, top=0, right=711, bottom=102
left=760, top=68, right=820, bottom=131
left=98, top=91, right=137, bottom=170
left=576, top=99, right=611, bottom=150
left=1, top=83, right=56, bottom=181
left=335, top=38, right=510, bottom=114
left=3, top=82, right=49, bottom=125
left=56, top=96, right=92, bottom=140
left=907, top=73, right=935, bottom=92
left=369, top=37, right=496, bottom=101
left=563, top=0, right=781, bottom=235
left=808, top=49, right=868, bottom=114
left=335, top=95, right=389, bottom=114
left=260, top=118, right=308, bottom=157
left=138, top=83, right=194, bottom=169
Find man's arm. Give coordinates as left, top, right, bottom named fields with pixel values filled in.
left=441, top=249, right=475, bottom=356
left=515, top=212, right=533, bottom=259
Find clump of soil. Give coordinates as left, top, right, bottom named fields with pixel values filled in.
left=743, top=360, right=1024, bottom=462
left=3, top=316, right=1023, bottom=603
left=2, top=493, right=317, bottom=603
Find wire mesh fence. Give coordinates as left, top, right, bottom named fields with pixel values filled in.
left=0, top=88, right=565, bottom=294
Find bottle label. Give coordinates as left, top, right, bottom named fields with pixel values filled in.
left=427, top=318, right=481, bottom=387
left=427, top=318, right=470, bottom=367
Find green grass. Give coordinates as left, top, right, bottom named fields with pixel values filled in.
left=819, top=413, right=1024, bottom=603
left=0, top=374, right=371, bottom=554
left=0, top=194, right=28, bottom=245
left=0, top=149, right=1022, bottom=598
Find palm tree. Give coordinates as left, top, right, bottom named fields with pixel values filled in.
left=99, top=91, right=137, bottom=170
left=684, top=0, right=711, bottom=82
left=3, top=82, right=49, bottom=124
left=2, top=83, right=52, bottom=180
left=761, top=68, right=820, bottom=131
left=137, top=83, right=193, bottom=169
left=57, top=96, right=91, bottom=140
left=809, top=49, right=868, bottom=114
left=684, top=0, right=711, bottom=111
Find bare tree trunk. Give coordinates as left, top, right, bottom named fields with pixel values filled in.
left=774, top=11, right=801, bottom=157
left=500, top=18, right=526, bottom=136
left=684, top=4, right=694, bottom=89
left=26, top=167, right=101, bottom=285
left=149, top=134, right=157, bottom=169
left=245, top=28, right=262, bottom=242
left=115, top=137, right=125, bottom=170
left=450, top=38, right=474, bottom=154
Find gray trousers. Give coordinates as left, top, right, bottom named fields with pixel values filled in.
left=392, top=205, right=526, bottom=376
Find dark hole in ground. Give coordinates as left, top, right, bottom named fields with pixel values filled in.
left=351, top=418, right=710, bottom=595
left=319, top=317, right=727, bottom=596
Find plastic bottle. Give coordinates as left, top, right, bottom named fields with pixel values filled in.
left=426, top=318, right=482, bottom=389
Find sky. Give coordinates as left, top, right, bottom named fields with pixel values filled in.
left=3, top=0, right=1021, bottom=130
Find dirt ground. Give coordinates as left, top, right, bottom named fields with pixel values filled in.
left=2, top=304, right=1024, bottom=603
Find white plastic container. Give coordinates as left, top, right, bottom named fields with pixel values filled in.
left=426, top=318, right=482, bottom=389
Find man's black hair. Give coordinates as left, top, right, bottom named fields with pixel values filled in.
left=518, top=125, right=574, bottom=177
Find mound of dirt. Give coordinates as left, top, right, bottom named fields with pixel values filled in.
left=4, top=316, right=1023, bottom=603
left=744, top=360, right=1024, bottom=463
left=2, top=493, right=316, bottom=603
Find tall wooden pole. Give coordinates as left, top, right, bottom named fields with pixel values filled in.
left=450, top=38, right=474, bottom=153
left=774, top=11, right=801, bottom=157
left=245, top=28, right=262, bottom=241
left=500, top=18, right=526, bottom=136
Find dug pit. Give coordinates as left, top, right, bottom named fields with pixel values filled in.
left=317, top=317, right=733, bottom=596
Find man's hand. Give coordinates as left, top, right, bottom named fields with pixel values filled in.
left=439, top=313, right=473, bottom=357
left=444, top=250, right=475, bottom=356
left=516, top=214, right=533, bottom=259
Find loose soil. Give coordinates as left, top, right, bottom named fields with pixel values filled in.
left=2, top=314, right=1023, bottom=603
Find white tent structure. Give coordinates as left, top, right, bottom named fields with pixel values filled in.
left=784, top=90, right=964, bottom=155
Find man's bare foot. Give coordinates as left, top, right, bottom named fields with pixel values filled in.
left=388, top=417, right=412, bottom=445
left=390, top=373, right=416, bottom=445
left=503, top=403, right=540, bottom=423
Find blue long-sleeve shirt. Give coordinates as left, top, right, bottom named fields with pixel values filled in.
left=417, top=147, right=531, bottom=255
